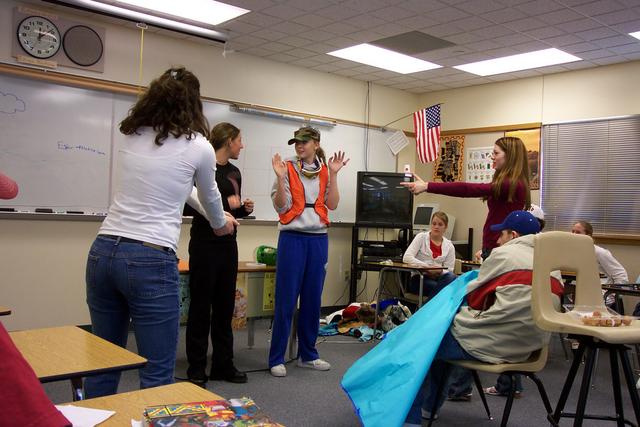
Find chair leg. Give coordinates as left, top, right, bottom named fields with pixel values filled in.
left=609, top=348, right=626, bottom=427
left=573, top=345, right=598, bottom=427
left=558, top=333, right=570, bottom=361
left=527, top=373, right=553, bottom=415
left=500, top=373, right=517, bottom=427
left=471, top=370, right=492, bottom=420
left=590, top=348, right=600, bottom=389
left=552, top=339, right=587, bottom=424
left=619, top=346, right=640, bottom=426
left=428, top=364, right=452, bottom=427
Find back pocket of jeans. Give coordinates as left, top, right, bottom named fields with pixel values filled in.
left=85, top=254, right=100, bottom=289
left=126, top=259, right=175, bottom=297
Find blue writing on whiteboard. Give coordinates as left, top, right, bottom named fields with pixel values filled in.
left=57, top=141, right=105, bottom=155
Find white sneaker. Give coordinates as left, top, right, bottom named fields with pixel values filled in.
left=297, top=358, right=331, bottom=371
left=270, top=364, right=286, bottom=377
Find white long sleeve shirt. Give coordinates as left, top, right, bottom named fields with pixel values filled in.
left=99, top=128, right=226, bottom=251
left=402, top=231, right=456, bottom=274
left=595, top=245, right=629, bottom=284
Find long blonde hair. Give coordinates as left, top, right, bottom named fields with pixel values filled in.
left=489, top=137, right=531, bottom=207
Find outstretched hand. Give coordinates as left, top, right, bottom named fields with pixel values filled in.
left=399, top=173, right=428, bottom=194
left=328, top=151, right=350, bottom=174
left=272, top=153, right=287, bottom=178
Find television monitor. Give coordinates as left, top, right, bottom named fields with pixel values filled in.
left=355, top=171, right=413, bottom=228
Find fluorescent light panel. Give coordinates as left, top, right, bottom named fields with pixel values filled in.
left=328, top=43, right=441, bottom=74
left=113, top=0, right=249, bottom=26
left=630, top=31, right=640, bottom=40
left=454, top=48, right=581, bottom=76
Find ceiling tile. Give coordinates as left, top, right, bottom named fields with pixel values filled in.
left=278, top=36, right=313, bottom=48
left=575, top=27, right=621, bottom=41
left=542, top=33, right=584, bottom=47
left=371, top=70, right=400, bottom=79
left=343, top=0, right=391, bottom=12
left=492, top=32, right=534, bottom=46
left=560, top=18, right=602, bottom=33
left=445, top=32, right=484, bottom=44
left=302, top=29, right=339, bottom=42
left=233, top=34, right=270, bottom=46
left=453, top=16, right=495, bottom=30
left=348, top=29, right=386, bottom=43
left=226, top=0, right=277, bottom=10
left=562, top=41, right=601, bottom=53
left=524, top=26, right=566, bottom=40
left=608, top=43, right=640, bottom=54
left=305, top=42, right=336, bottom=54
left=323, top=22, right=359, bottom=36
left=463, top=39, right=502, bottom=51
left=286, top=48, right=317, bottom=58
left=292, top=14, right=334, bottom=28
left=422, top=23, right=466, bottom=37
left=471, top=24, right=517, bottom=39
left=260, top=4, right=307, bottom=19
left=611, top=21, right=640, bottom=33
left=324, top=37, right=359, bottom=49
left=374, top=22, right=410, bottom=37
left=252, top=28, right=288, bottom=41
left=395, top=15, right=442, bottom=30
left=222, top=20, right=261, bottom=34
left=591, top=56, right=626, bottom=65
left=573, top=0, right=627, bottom=17
left=561, top=61, right=597, bottom=70
left=509, top=40, right=550, bottom=52
left=428, top=6, right=471, bottom=23
left=623, top=51, right=640, bottom=60
left=401, top=0, right=448, bottom=14
left=482, top=47, right=521, bottom=57
left=332, top=68, right=360, bottom=77
left=265, top=52, right=299, bottom=63
left=316, top=5, right=363, bottom=20
left=352, top=73, right=381, bottom=82
left=330, top=59, right=363, bottom=69
left=515, top=0, right=564, bottom=16
left=351, top=64, right=385, bottom=73
left=503, top=17, right=548, bottom=31
left=283, top=0, right=337, bottom=12
left=480, top=8, right=529, bottom=23
left=577, top=49, right=617, bottom=59
left=347, top=14, right=388, bottom=29
left=313, top=63, right=342, bottom=72
left=592, top=35, right=640, bottom=48
left=275, top=21, right=308, bottom=36
left=553, top=0, right=597, bottom=6
left=536, top=8, right=585, bottom=25
left=238, top=12, right=282, bottom=27
left=457, top=0, right=504, bottom=14
left=593, top=8, right=640, bottom=25
left=388, top=75, right=416, bottom=83
left=260, top=41, right=298, bottom=53
left=370, top=6, right=416, bottom=21
left=239, top=47, right=271, bottom=57
left=292, top=57, right=324, bottom=68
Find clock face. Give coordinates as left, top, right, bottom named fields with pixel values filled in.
left=17, top=16, right=61, bottom=59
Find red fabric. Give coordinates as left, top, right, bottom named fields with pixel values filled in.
left=0, top=172, right=18, bottom=200
left=429, top=239, right=442, bottom=259
left=427, top=180, right=526, bottom=251
left=278, top=162, right=329, bottom=225
left=342, top=305, right=360, bottom=320
left=0, top=323, right=71, bottom=427
left=467, top=269, right=564, bottom=310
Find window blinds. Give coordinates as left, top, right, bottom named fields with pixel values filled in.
left=541, top=116, right=640, bottom=236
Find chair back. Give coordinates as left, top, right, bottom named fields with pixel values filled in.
left=532, top=231, right=605, bottom=333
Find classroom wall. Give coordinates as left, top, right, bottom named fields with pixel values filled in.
left=416, top=60, right=640, bottom=285
left=0, top=0, right=418, bottom=330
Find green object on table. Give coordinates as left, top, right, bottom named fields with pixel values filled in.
left=256, top=245, right=277, bottom=266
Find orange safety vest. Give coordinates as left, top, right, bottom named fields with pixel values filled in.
left=278, top=161, right=330, bottom=226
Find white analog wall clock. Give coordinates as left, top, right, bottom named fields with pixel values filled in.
left=17, top=15, right=61, bottom=59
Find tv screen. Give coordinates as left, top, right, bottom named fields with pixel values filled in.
left=355, top=171, right=413, bottom=228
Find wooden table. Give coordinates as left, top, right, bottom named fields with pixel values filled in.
left=68, top=382, right=224, bottom=426
left=10, top=325, right=146, bottom=401
left=0, top=305, right=11, bottom=316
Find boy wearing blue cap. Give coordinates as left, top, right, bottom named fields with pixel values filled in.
left=404, top=211, right=564, bottom=425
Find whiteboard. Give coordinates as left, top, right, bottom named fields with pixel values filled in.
left=1, top=72, right=396, bottom=221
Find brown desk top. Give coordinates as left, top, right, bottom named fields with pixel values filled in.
left=67, top=382, right=224, bottom=426
left=372, top=262, right=444, bottom=272
left=9, top=326, right=146, bottom=382
left=179, top=259, right=275, bottom=273
left=0, top=305, right=11, bottom=316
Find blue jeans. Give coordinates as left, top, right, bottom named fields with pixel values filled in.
left=84, top=235, right=179, bottom=398
left=268, top=231, right=328, bottom=367
left=405, top=329, right=479, bottom=424
left=408, top=272, right=457, bottom=299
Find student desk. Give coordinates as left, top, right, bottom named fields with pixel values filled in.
left=0, top=305, right=11, bottom=316
left=9, top=325, right=146, bottom=401
left=68, top=382, right=224, bottom=426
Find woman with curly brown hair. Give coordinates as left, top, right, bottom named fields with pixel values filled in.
left=84, top=67, right=236, bottom=398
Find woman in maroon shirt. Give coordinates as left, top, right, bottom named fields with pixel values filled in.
left=402, top=136, right=531, bottom=258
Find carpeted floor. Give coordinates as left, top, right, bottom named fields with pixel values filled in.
left=44, top=319, right=639, bottom=426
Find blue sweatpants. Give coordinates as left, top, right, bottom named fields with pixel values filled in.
left=268, top=231, right=328, bottom=367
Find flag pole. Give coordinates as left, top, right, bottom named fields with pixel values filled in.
left=380, top=103, right=443, bottom=131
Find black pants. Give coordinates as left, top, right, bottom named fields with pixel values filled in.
left=186, top=239, right=238, bottom=379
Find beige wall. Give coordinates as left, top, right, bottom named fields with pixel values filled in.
left=0, top=1, right=417, bottom=330
left=417, top=61, right=640, bottom=285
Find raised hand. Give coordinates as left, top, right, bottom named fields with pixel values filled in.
left=399, top=173, right=428, bottom=194
left=328, top=151, right=350, bottom=174
left=272, top=153, right=287, bottom=178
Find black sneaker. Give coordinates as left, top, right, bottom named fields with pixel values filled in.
left=447, top=392, right=472, bottom=402
left=187, top=376, right=208, bottom=388
left=209, top=366, right=248, bottom=384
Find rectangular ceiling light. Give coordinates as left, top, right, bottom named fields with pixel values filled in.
left=630, top=31, right=640, bottom=40
left=113, top=0, right=249, bottom=26
left=454, top=48, right=581, bottom=76
left=328, top=43, right=441, bottom=74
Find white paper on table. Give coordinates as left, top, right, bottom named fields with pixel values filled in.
left=385, top=130, right=409, bottom=156
left=55, top=405, right=115, bottom=427
left=131, top=420, right=143, bottom=427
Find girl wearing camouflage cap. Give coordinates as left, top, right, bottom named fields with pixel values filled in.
left=268, top=126, right=348, bottom=377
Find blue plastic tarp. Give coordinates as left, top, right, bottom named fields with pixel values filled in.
left=341, top=270, right=479, bottom=427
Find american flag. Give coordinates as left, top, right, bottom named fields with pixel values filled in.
left=413, top=104, right=441, bottom=163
